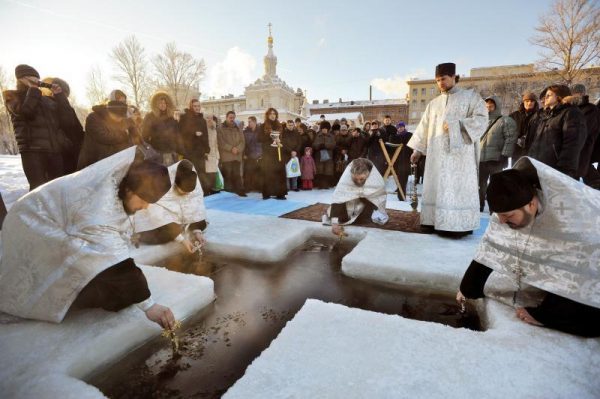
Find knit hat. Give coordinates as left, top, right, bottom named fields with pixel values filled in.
left=109, top=89, right=127, bottom=102
left=522, top=91, right=537, bottom=101
left=15, top=64, right=40, bottom=79
left=486, top=169, right=535, bottom=213
left=435, top=63, right=455, bottom=77
left=123, top=160, right=171, bottom=203
left=174, top=160, right=198, bottom=193
left=570, top=84, right=586, bottom=95
left=396, top=121, right=405, bottom=128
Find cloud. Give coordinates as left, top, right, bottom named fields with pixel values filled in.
left=317, top=38, right=326, bottom=48
left=203, top=47, right=257, bottom=97
left=370, top=70, right=428, bottom=98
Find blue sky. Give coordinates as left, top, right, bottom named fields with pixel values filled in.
left=0, top=0, right=550, bottom=107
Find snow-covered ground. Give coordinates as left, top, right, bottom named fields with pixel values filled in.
left=1, top=155, right=598, bottom=398
left=0, top=155, right=28, bottom=210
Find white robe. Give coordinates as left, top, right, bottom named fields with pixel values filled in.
left=134, top=161, right=206, bottom=233
left=323, top=161, right=388, bottom=226
left=474, top=157, right=600, bottom=308
left=0, top=148, right=138, bottom=323
left=408, top=86, right=487, bottom=231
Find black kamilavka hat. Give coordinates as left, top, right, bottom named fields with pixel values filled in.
left=435, top=63, right=456, bottom=77
left=125, top=160, right=171, bottom=203
left=175, top=160, right=198, bottom=193
left=486, top=169, right=535, bottom=213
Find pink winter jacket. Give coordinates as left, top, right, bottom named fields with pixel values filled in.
left=300, top=155, right=316, bottom=180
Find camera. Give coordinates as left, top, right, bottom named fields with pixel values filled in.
left=37, top=81, right=53, bottom=89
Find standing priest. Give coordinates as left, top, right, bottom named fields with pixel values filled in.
left=0, top=147, right=176, bottom=329
left=409, top=62, right=487, bottom=237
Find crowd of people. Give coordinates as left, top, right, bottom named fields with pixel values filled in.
left=1, top=64, right=419, bottom=202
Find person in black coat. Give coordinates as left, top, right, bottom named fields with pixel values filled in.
left=509, top=91, right=539, bottom=161
left=178, top=99, right=210, bottom=191
left=281, top=120, right=302, bottom=162
left=258, top=108, right=287, bottom=199
left=387, top=122, right=413, bottom=199
left=2, top=65, right=73, bottom=190
left=366, top=120, right=389, bottom=176
left=40, top=77, right=84, bottom=175
left=527, top=85, right=587, bottom=179
left=77, top=100, right=139, bottom=170
left=571, top=84, right=600, bottom=188
left=348, top=127, right=368, bottom=161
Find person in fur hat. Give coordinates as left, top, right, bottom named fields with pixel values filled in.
left=142, top=91, right=180, bottom=166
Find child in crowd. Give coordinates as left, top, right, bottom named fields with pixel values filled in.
left=286, top=150, right=301, bottom=191
left=300, top=146, right=316, bottom=190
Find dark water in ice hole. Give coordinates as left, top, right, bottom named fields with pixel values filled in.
left=89, top=238, right=481, bottom=399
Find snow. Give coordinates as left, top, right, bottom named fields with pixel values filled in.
left=1, top=155, right=599, bottom=398
left=0, top=155, right=28, bottom=210
left=225, top=299, right=600, bottom=399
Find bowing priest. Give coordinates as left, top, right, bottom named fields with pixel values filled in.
left=457, top=158, right=600, bottom=337
left=409, top=62, right=487, bottom=237
left=135, top=159, right=207, bottom=252
left=0, top=147, right=176, bottom=329
left=322, top=158, right=389, bottom=236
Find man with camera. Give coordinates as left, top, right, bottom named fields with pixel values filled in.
left=2, top=64, right=75, bottom=190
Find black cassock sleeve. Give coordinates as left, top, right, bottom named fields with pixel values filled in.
left=72, top=258, right=150, bottom=312
left=459, top=260, right=493, bottom=299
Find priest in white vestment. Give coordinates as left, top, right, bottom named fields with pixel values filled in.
left=457, top=157, right=600, bottom=337
left=322, top=158, right=388, bottom=236
left=0, top=147, right=176, bottom=329
left=135, top=159, right=207, bottom=252
left=408, top=62, right=487, bottom=236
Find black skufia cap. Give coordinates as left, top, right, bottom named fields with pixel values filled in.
left=175, top=160, right=198, bottom=193
left=486, top=169, right=535, bottom=213
left=124, top=160, right=171, bottom=203
left=435, top=63, right=456, bottom=77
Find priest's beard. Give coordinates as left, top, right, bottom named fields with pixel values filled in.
left=507, top=209, right=535, bottom=230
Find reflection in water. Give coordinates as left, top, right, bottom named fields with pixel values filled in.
left=90, top=238, right=481, bottom=399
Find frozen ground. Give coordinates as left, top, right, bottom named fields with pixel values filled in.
left=1, top=155, right=598, bottom=398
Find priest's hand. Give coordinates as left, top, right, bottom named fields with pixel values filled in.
left=443, top=121, right=449, bottom=133
left=182, top=239, right=195, bottom=253
left=331, top=224, right=343, bottom=236
left=410, top=151, right=422, bottom=164
left=456, top=290, right=466, bottom=304
left=145, top=303, right=176, bottom=329
left=192, top=230, right=205, bottom=246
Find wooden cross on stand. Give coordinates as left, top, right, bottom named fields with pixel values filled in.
left=378, top=139, right=406, bottom=201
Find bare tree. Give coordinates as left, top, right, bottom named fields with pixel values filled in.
left=153, top=42, right=206, bottom=108
left=0, top=66, right=18, bottom=154
left=530, top=0, right=600, bottom=84
left=86, top=65, right=108, bottom=106
left=111, top=35, right=150, bottom=109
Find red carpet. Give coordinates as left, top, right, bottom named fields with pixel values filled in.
left=280, top=203, right=430, bottom=234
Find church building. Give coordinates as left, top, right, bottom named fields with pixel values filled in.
left=201, top=24, right=307, bottom=124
